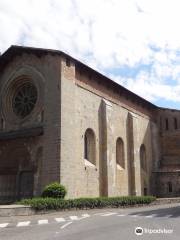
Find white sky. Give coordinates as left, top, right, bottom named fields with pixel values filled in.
left=0, top=0, right=180, bottom=108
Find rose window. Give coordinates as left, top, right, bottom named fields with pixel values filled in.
left=12, top=83, right=38, bottom=118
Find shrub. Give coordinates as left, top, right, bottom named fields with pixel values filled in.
left=41, top=182, right=67, bottom=199
left=19, top=196, right=156, bottom=211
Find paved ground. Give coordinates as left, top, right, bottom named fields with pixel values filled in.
left=0, top=203, right=180, bottom=239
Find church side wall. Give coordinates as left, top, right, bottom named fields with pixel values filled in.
left=60, top=57, right=154, bottom=198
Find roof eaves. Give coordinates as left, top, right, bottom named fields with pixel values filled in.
left=0, top=45, right=157, bottom=109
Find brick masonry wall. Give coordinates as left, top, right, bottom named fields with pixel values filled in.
left=0, top=50, right=163, bottom=199
left=60, top=56, right=155, bottom=198
left=0, top=53, right=61, bottom=198
left=154, top=108, right=180, bottom=197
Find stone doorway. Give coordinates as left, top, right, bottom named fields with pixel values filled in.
left=0, top=139, right=35, bottom=202
left=18, top=171, right=34, bottom=199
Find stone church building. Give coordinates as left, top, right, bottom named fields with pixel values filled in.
left=0, top=45, right=180, bottom=202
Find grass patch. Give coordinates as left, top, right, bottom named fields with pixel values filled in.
left=18, top=196, right=156, bottom=211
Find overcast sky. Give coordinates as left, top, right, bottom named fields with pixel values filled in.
left=0, top=0, right=180, bottom=109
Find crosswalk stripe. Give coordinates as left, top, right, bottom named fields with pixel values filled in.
left=94, top=212, right=111, bottom=216
left=17, top=221, right=30, bottom=227
left=55, top=218, right=66, bottom=223
left=38, top=219, right=48, bottom=225
left=69, top=216, right=79, bottom=220
left=145, top=214, right=156, bottom=218
left=0, top=223, right=9, bottom=228
left=117, top=214, right=125, bottom=217
left=82, top=214, right=90, bottom=218
left=101, top=213, right=117, bottom=216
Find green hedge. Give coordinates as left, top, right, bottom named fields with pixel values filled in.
left=19, top=196, right=156, bottom=211
left=41, top=182, right=67, bottom=199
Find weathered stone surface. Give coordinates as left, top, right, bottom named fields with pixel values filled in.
left=0, top=46, right=179, bottom=201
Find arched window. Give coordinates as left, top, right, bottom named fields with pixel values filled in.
left=116, top=138, right=125, bottom=169
left=174, top=118, right=178, bottom=130
left=84, top=128, right=96, bottom=165
left=165, top=118, right=169, bottom=130
left=140, top=144, right=146, bottom=171
left=143, top=180, right=147, bottom=196
left=167, top=182, right=172, bottom=193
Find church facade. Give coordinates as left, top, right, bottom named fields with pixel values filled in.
left=0, top=45, right=180, bottom=203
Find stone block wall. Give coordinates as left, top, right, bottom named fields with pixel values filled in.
left=60, top=56, right=155, bottom=198
left=154, top=108, right=180, bottom=197
left=0, top=52, right=61, bottom=201
left=0, top=47, right=172, bottom=200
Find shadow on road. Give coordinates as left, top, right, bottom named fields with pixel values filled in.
left=129, top=206, right=180, bottom=218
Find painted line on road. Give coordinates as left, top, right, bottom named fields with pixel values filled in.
left=38, top=219, right=48, bottom=225
left=61, top=221, right=72, bottom=229
left=55, top=218, right=66, bottom=223
left=131, top=215, right=139, bottom=218
left=94, top=212, right=112, bottom=216
left=145, top=214, right=156, bottom=218
left=82, top=213, right=90, bottom=218
left=69, top=216, right=79, bottom=220
left=117, top=214, right=126, bottom=217
left=17, top=221, right=31, bottom=227
left=145, top=215, right=153, bottom=218
left=0, top=223, right=9, bottom=228
left=165, top=214, right=173, bottom=218
left=0, top=214, right=90, bottom=229
left=78, top=214, right=91, bottom=220
left=101, top=213, right=117, bottom=216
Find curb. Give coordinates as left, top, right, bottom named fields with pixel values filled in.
left=1, top=198, right=180, bottom=217
left=0, top=205, right=35, bottom=217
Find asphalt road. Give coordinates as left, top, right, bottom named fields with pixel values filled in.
left=0, top=203, right=180, bottom=240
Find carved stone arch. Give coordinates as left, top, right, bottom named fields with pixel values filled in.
left=116, top=137, right=125, bottom=169
left=1, top=65, right=45, bottom=125
left=84, top=128, right=96, bottom=165
left=140, top=144, right=147, bottom=171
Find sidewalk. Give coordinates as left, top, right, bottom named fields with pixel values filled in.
left=0, top=204, right=35, bottom=217
left=0, top=197, right=180, bottom=217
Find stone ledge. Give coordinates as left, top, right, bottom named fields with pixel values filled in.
left=0, top=205, right=35, bottom=217
left=0, top=126, right=43, bottom=141
left=151, top=197, right=180, bottom=205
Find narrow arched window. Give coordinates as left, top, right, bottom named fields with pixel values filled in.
left=84, top=128, right=96, bottom=165
left=116, top=138, right=125, bottom=169
left=140, top=144, right=146, bottom=171
left=174, top=118, right=178, bottom=130
left=167, top=182, right=172, bottom=193
left=165, top=118, right=169, bottom=130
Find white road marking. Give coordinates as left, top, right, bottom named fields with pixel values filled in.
left=101, top=213, right=117, bottom=217
left=81, top=214, right=90, bottom=218
left=76, top=214, right=91, bottom=220
left=117, top=214, right=126, bottom=217
left=131, top=215, right=139, bottom=218
left=55, top=218, right=66, bottom=223
left=69, top=216, right=79, bottom=220
left=0, top=223, right=9, bottom=228
left=94, top=212, right=111, bottom=216
left=38, top=219, right=48, bottom=225
left=61, top=221, right=72, bottom=229
left=17, top=221, right=30, bottom=227
left=145, top=215, right=156, bottom=218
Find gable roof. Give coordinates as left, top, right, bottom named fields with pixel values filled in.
left=0, top=45, right=156, bottom=110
